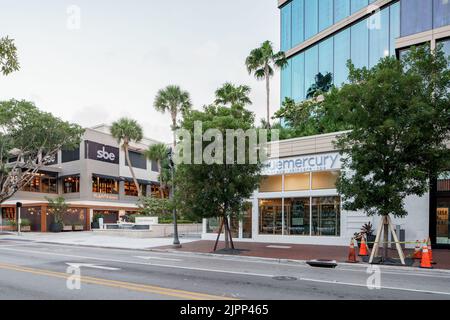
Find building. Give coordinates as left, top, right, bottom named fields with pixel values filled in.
left=0, top=124, right=165, bottom=232
left=201, top=0, right=450, bottom=248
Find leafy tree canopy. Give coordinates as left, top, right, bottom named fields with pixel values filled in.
left=0, top=36, right=19, bottom=76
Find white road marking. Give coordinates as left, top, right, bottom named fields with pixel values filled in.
left=1, top=246, right=450, bottom=296
left=135, top=256, right=182, bottom=262
left=66, top=263, right=121, bottom=271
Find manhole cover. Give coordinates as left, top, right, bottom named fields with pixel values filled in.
left=272, top=276, right=297, bottom=281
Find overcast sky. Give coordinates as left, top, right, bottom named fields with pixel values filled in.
left=0, top=0, right=280, bottom=143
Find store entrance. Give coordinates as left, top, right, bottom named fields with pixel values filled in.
left=436, top=197, right=450, bottom=245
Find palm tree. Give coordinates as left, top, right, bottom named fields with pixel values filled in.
left=145, top=143, right=168, bottom=199
left=110, top=118, right=144, bottom=197
left=214, top=82, right=252, bottom=106
left=245, top=40, right=287, bottom=128
left=153, top=85, right=192, bottom=148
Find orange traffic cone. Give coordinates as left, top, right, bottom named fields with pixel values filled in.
left=427, top=237, right=436, bottom=265
left=412, top=240, right=422, bottom=260
left=420, top=242, right=433, bottom=269
left=347, top=239, right=358, bottom=263
left=359, top=236, right=369, bottom=257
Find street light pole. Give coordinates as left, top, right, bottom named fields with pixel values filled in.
left=16, top=202, right=22, bottom=236
left=168, top=148, right=181, bottom=248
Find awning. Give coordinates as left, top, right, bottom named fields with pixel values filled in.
left=92, top=174, right=121, bottom=181
left=59, top=174, right=80, bottom=180
left=120, top=177, right=156, bottom=185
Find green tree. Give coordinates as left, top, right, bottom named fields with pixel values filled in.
left=176, top=104, right=263, bottom=251
left=145, top=143, right=169, bottom=198
left=46, top=196, right=69, bottom=226
left=138, top=197, right=173, bottom=217
left=110, top=118, right=144, bottom=197
left=306, top=72, right=333, bottom=99
left=334, top=45, right=450, bottom=260
left=0, top=100, right=84, bottom=204
left=153, top=85, right=192, bottom=148
left=245, top=40, right=287, bottom=128
left=0, top=36, right=19, bottom=76
left=214, top=82, right=252, bottom=106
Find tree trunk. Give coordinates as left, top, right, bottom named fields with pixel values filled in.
left=383, top=217, right=389, bottom=260
left=265, top=68, right=271, bottom=129
left=124, top=144, right=142, bottom=197
left=172, top=117, right=177, bottom=149
left=224, top=216, right=230, bottom=250
left=158, top=160, right=164, bottom=199
left=213, top=218, right=225, bottom=252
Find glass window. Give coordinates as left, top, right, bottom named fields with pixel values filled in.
left=242, top=203, right=253, bottom=238
left=92, top=176, right=119, bottom=194
left=124, top=181, right=146, bottom=197
left=369, top=7, right=390, bottom=68
left=334, top=0, right=350, bottom=23
left=305, top=0, right=319, bottom=40
left=259, top=176, right=283, bottom=193
left=351, top=0, right=368, bottom=14
left=63, top=176, right=80, bottom=193
left=434, top=0, right=450, bottom=29
left=351, top=18, right=369, bottom=69
left=436, top=198, right=450, bottom=245
left=334, top=28, right=350, bottom=86
left=151, top=184, right=168, bottom=199
left=207, top=217, right=222, bottom=234
left=438, top=38, right=450, bottom=68
left=284, top=173, right=310, bottom=191
left=319, top=0, right=334, bottom=32
left=389, top=2, right=400, bottom=57
left=62, top=148, right=80, bottom=163
left=305, top=45, right=319, bottom=97
left=281, top=2, right=292, bottom=51
left=259, top=199, right=283, bottom=235
left=319, top=37, right=334, bottom=83
left=284, top=197, right=311, bottom=235
left=126, top=151, right=147, bottom=170
left=151, top=160, right=159, bottom=172
left=22, top=172, right=58, bottom=194
left=291, top=53, right=305, bottom=101
left=292, top=0, right=305, bottom=47
left=312, top=196, right=341, bottom=236
left=400, top=0, right=433, bottom=37
left=281, top=60, right=292, bottom=102
left=312, top=171, right=339, bottom=190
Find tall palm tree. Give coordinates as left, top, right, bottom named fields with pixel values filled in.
left=214, top=82, right=252, bottom=106
left=153, top=85, right=192, bottom=148
left=245, top=40, right=287, bottom=128
left=110, top=118, right=144, bottom=197
left=145, top=143, right=168, bottom=199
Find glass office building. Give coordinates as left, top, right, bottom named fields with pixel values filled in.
left=280, top=0, right=450, bottom=103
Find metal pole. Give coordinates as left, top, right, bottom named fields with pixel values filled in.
left=17, top=207, right=21, bottom=236
left=169, top=148, right=181, bottom=248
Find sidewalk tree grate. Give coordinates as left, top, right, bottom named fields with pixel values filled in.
left=272, top=276, right=298, bottom=281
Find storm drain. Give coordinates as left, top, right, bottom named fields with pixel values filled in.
left=272, top=276, right=298, bottom=281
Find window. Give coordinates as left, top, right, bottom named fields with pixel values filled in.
left=369, top=7, right=390, bottom=67
left=334, top=0, right=350, bottom=23
left=311, top=171, right=339, bottom=190
left=312, top=196, right=341, bottom=236
left=333, top=28, right=350, bottom=86
left=151, top=184, right=168, bottom=199
left=291, top=53, right=305, bottom=101
left=259, top=199, right=283, bottom=235
left=284, top=173, right=310, bottom=191
left=259, top=176, right=283, bottom=193
left=319, top=0, right=334, bottom=32
left=305, top=45, right=319, bottom=97
left=281, top=60, right=292, bottom=102
left=63, top=176, right=80, bottom=193
left=292, top=0, right=305, bottom=47
left=62, top=148, right=80, bottom=163
left=284, top=197, right=310, bottom=235
left=124, top=181, right=146, bottom=197
left=433, top=0, right=450, bottom=29
left=22, top=172, right=58, bottom=194
left=351, top=18, right=369, bottom=69
left=438, top=38, right=450, bottom=68
left=126, top=151, right=147, bottom=170
left=92, top=176, right=118, bottom=194
left=305, top=0, right=319, bottom=40
left=319, top=37, right=334, bottom=82
left=281, top=2, right=292, bottom=51
left=389, top=2, right=400, bottom=57
left=400, top=0, right=433, bottom=37
left=351, top=0, right=368, bottom=14
left=151, top=160, right=159, bottom=172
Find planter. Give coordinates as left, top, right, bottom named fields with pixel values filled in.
left=49, top=222, right=64, bottom=233
left=367, top=234, right=376, bottom=249
left=73, top=225, right=84, bottom=231
left=20, top=226, right=31, bottom=232
left=63, top=225, right=73, bottom=232
left=91, top=222, right=100, bottom=229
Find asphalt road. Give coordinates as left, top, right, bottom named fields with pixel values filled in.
left=0, top=238, right=449, bottom=300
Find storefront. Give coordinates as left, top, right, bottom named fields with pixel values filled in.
left=430, top=172, right=450, bottom=248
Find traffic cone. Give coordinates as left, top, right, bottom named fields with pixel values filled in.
left=420, top=242, right=433, bottom=269
left=412, top=240, right=422, bottom=260
left=427, top=237, right=436, bottom=265
left=347, top=239, right=358, bottom=263
left=359, top=235, right=369, bottom=257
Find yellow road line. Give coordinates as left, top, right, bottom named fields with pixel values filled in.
left=0, top=263, right=235, bottom=300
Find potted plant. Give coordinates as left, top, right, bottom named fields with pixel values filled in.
left=20, top=218, right=31, bottom=232
left=46, top=196, right=68, bottom=233
left=91, top=213, right=104, bottom=229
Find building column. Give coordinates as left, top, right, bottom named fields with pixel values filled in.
left=41, top=205, right=47, bottom=233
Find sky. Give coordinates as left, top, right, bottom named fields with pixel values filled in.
left=0, top=0, right=281, bottom=143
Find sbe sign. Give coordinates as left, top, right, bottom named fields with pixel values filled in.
left=86, top=141, right=120, bottom=164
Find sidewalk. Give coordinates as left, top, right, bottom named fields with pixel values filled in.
left=155, top=240, right=450, bottom=270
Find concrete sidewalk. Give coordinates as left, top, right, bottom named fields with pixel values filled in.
left=0, top=232, right=196, bottom=250
left=155, top=240, right=450, bottom=270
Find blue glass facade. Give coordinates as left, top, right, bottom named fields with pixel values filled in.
left=281, top=1, right=400, bottom=102
left=400, top=0, right=450, bottom=37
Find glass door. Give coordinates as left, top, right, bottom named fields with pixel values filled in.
left=436, top=198, right=450, bottom=245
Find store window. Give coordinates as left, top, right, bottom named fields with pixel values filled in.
left=312, top=171, right=339, bottom=190
left=259, top=199, right=283, bottom=235
left=92, top=176, right=118, bottom=194
left=242, top=203, right=253, bottom=239
left=63, top=176, right=80, bottom=193
left=284, top=197, right=311, bottom=235
left=124, top=181, right=146, bottom=197
left=259, top=176, right=283, bottom=193
left=22, top=172, right=58, bottom=194
left=151, top=184, right=169, bottom=199
left=312, top=196, right=341, bottom=236
left=284, top=173, right=310, bottom=191
left=436, top=198, right=450, bottom=245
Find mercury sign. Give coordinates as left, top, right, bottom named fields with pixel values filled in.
left=262, top=152, right=341, bottom=176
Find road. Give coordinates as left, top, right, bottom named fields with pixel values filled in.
left=0, top=238, right=449, bottom=300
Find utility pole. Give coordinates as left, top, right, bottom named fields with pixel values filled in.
left=16, top=202, right=22, bottom=236
left=167, top=148, right=181, bottom=248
